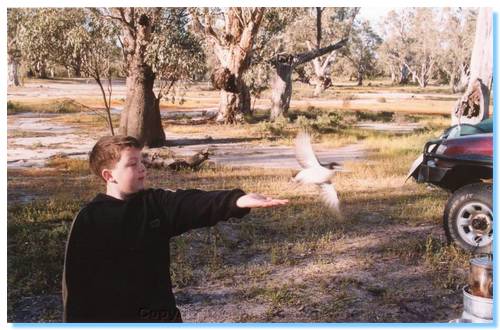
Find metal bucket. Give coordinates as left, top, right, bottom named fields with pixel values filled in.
left=469, top=257, right=493, bottom=298
left=463, top=285, right=493, bottom=321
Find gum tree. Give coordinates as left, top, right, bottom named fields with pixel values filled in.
left=16, top=8, right=87, bottom=78
left=190, top=7, right=266, bottom=123
left=337, top=19, right=382, bottom=86
left=95, top=8, right=205, bottom=146
left=452, top=7, right=492, bottom=125
left=292, top=7, right=359, bottom=96
left=7, top=8, right=23, bottom=86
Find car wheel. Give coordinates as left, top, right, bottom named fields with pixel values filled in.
left=443, top=183, right=493, bottom=253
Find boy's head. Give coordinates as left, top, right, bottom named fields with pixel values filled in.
left=89, top=135, right=146, bottom=195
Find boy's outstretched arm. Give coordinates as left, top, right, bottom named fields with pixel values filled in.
left=154, top=189, right=288, bottom=238
left=236, top=193, right=289, bottom=208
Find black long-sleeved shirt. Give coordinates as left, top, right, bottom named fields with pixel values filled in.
left=62, top=188, right=250, bottom=322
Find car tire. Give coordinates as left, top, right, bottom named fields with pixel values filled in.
left=443, top=183, right=493, bottom=253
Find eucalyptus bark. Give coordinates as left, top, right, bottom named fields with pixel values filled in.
left=119, top=62, right=164, bottom=146
left=8, top=55, right=20, bottom=86
left=270, top=62, right=293, bottom=120
left=453, top=64, right=469, bottom=93
left=217, top=81, right=251, bottom=123
left=452, top=8, right=492, bottom=125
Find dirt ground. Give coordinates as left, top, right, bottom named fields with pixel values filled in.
left=7, top=79, right=470, bottom=323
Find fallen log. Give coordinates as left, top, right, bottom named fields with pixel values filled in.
left=141, top=147, right=211, bottom=171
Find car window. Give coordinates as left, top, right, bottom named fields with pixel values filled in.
left=445, top=118, right=493, bottom=138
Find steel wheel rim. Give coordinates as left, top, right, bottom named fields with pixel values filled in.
left=456, top=202, right=493, bottom=247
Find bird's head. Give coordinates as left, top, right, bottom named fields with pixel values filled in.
left=326, top=161, right=341, bottom=170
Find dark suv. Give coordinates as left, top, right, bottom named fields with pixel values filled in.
left=407, top=119, right=493, bottom=253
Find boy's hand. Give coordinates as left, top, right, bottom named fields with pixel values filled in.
left=236, top=193, right=289, bottom=208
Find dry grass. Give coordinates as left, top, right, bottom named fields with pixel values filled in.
left=7, top=88, right=471, bottom=322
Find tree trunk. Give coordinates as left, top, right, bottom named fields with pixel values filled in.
left=74, top=66, right=81, bottom=78
left=191, top=8, right=265, bottom=124
left=311, top=75, right=332, bottom=97
left=36, top=61, right=48, bottom=79
left=211, top=61, right=252, bottom=124
left=399, top=65, right=409, bottom=84
left=8, top=55, right=20, bottom=86
left=357, top=71, right=363, bottom=86
left=217, top=90, right=248, bottom=123
left=448, top=72, right=456, bottom=92
left=313, top=80, right=323, bottom=97
left=453, top=64, right=469, bottom=93
left=452, top=8, right=492, bottom=125
left=389, top=66, right=396, bottom=84
left=73, top=57, right=82, bottom=78
left=308, top=41, right=336, bottom=98
left=119, top=61, right=165, bottom=147
left=270, top=63, right=293, bottom=121
left=116, top=10, right=166, bottom=147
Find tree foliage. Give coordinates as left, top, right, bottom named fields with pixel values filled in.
left=437, top=8, right=477, bottom=92
left=16, top=8, right=87, bottom=77
left=336, top=19, right=382, bottom=86
left=146, top=8, right=206, bottom=102
left=379, top=8, right=476, bottom=88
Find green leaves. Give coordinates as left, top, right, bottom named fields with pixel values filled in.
left=144, top=8, right=206, bottom=99
left=16, top=9, right=88, bottom=76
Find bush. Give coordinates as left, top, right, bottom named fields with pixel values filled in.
left=7, top=101, right=23, bottom=114
left=355, top=111, right=394, bottom=122
left=294, top=112, right=345, bottom=133
left=295, top=115, right=312, bottom=131
left=312, top=112, right=344, bottom=133
left=54, top=99, right=84, bottom=113
left=7, top=100, right=16, bottom=110
left=257, top=115, right=290, bottom=137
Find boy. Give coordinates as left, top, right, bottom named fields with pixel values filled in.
left=62, top=135, right=288, bottom=322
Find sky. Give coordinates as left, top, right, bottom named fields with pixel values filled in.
left=358, top=7, right=393, bottom=34
left=358, top=7, right=392, bottom=25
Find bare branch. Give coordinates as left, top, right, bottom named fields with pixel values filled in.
left=294, top=38, right=347, bottom=67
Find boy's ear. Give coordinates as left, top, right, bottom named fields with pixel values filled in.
left=101, top=168, right=115, bottom=183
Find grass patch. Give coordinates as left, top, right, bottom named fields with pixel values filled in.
left=7, top=113, right=465, bottom=322
left=7, top=198, right=84, bottom=318
left=7, top=99, right=89, bottom=115
left=423, top=237, right=470, bottom=290
left=46, top=156, right=89, bottom=174
left=8, top=130, right=57, bottom=139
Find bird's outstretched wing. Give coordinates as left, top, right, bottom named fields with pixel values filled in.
left=295, top=131, right=321, bottom=169
left=319, top=183, right=340, bottom=212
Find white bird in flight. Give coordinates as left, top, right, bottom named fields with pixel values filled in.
left=293, top=131, right=340, bottom=213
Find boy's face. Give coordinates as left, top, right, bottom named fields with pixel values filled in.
left=106, top=147, right=146, bottom=195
